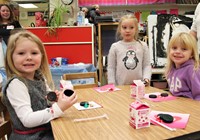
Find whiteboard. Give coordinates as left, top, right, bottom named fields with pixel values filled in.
left=147, top=14, right=194, bottom=68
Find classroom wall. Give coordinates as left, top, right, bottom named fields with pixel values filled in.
left=15, top=0, right=197, bottom=27
left=99, top=4, right=196, bottom=15
left=0, top=0, right=9, bottom=3
left=18, top=0, right=78, bottom=27
left=19, top=3, right=47, bottom=27
left=49, top=0, right=77, bottom=26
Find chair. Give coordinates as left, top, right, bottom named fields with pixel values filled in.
left=62, top=72, right=98, bottom=89
left=0, top=94, right=12, bottom=140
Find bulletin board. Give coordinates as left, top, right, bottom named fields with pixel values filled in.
left=147, top=14, right=193, bottom=68
left=78, top=0, right=175, bottom=6
left=78, top=0, right=126, bottom=6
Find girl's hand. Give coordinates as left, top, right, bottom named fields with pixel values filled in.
left=56, top=90, right=77, bottom=112
left=143, top=79, right=150, bottom=86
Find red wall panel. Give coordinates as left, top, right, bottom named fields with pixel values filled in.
left=26, top=27, right=94, bottom=64
left=27, top=27, right=92, bottom=42
left=44, top=44, right=92, bottom=64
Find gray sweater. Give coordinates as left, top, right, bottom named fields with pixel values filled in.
left=107, top=40, right=152, bottom=85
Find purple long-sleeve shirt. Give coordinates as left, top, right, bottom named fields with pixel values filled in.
left=167, top=59, right=200, bottom=101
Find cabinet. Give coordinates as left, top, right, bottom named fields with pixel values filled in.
left=26, top=26, right=95, bottom=65
left=98, top=22, right=118, bottom=85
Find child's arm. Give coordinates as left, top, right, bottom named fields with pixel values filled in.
left=142, top=42, right=152, bottom=82
left=6, top=79, right=75, bottom=128
left=189, top=70, right=200, bottom=101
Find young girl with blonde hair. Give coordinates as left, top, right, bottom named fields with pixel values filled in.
left=165, top=32, right=200, bottom=100
left=3, top=31, right=77, bottom=139
left=107, top=14, right=152, bottom=85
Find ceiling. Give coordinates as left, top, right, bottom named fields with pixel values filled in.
left=10, top=0, right=49, bottom=12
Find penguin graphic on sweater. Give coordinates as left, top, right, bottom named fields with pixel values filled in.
left=122, top=49, right=139, bottom=70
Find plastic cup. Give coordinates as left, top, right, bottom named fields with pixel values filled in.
left=56, top=57, right=62, bottom=65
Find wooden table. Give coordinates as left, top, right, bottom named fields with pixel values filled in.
left=51, top=86, right=200, bottom=140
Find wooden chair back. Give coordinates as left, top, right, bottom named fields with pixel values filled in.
left=62, top=72, right=98, bottom=89
left=0, top=94, right=12, bottom=140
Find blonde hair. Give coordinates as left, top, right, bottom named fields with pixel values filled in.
left=116, top=14, right=139, bottom=41
left=92, top=4, right=99, bottom=10
left=5, top=30, right=55, bottom=90
left=82, top=7, right=88, bottom=13
left=164, top=32, right=199, bottom=78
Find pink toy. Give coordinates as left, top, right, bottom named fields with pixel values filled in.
left=129, top=101, right=150, bottom=129
left=35, top=12, right=47, bottom=27
left=130, top=80, right=145, bottom=99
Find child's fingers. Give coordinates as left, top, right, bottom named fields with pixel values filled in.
left=69, top=93, right=77, bottom=104
left=64, top=92, right=77, bottom=105
left=55, top=90, right=61, bottom=95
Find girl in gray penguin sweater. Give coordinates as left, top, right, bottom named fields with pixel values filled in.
left=107, top=14, right=152, bottom=85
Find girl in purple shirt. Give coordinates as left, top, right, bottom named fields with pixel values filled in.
left=165, top=32, right=200, bottom=101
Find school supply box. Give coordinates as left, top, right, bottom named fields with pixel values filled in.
left=129, top=101, right=150, bottom=129
left=130, top=80, right=145, bottom=98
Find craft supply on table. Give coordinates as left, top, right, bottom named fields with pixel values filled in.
left=73, top=114, right=109, bottom=122
left=150, top=118, right=176, bottom=131
left=129, top=100, right=150, bottom=129
left=144, top=92, right=176, bottom=102
left=150, top=110, right=190, bottom=129
left=73, top=101, right=102, bottom=110
left=94, top=83, right=121, bottom=93
left=130, top=80, right=145, bottom=99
